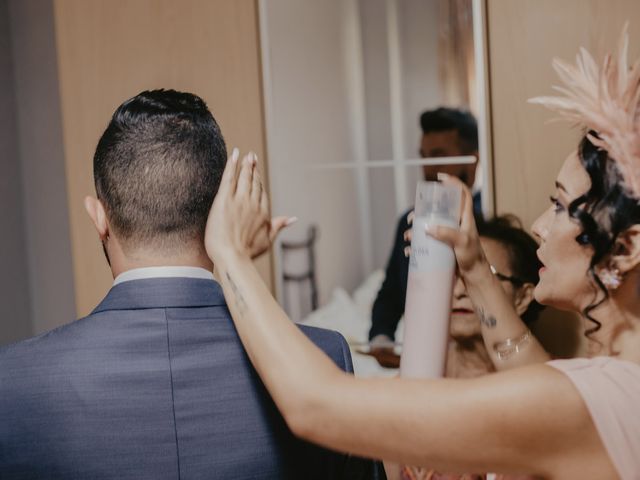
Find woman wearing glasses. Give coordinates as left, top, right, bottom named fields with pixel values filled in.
left=206, top=31, right=640, bottom=479
left=397, top=215, right=544, bottom=479
left=442, top=216, right=543, bottom=380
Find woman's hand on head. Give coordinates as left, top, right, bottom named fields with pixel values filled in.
left=425, top=174, right=486, bottom=276
left=205, top=148, right=294, bottom=263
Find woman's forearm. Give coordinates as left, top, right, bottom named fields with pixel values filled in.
left=214, top=250, right=344, bottom=424
left=212, top=252, right=594, bottom=478
left=203, top=151, right=598, bottom=478
left=462, top=263, right=550, bottom=369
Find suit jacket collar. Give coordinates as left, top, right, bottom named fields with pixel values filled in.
left=92, top=277, right=227, bottom=314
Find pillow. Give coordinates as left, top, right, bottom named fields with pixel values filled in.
left=299, top=270, right=401, bottom=377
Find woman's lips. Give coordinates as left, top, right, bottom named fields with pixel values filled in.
left=451, top=308, right=474, bottom=314
left=537, top=249, right=547, bottom=274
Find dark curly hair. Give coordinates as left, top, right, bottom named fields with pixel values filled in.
left=477, top=215, right=545, bottom=325
left=567, top=133, right=640, bottom=338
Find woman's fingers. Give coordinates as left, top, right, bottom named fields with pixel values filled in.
left=236, top=153, right=255, bottom=199
left=219, top=147, right=241, bottom=197
left=459, top=186, right=477, bottom=232
left=269, top=216, right=296, bottom=243
left=425, top=224, right=464, bottom=248
left=256, top=166, right=268, bottom=215
left=204, top=148, right=243, bottom=261
left=436, top=173, right=475, bottom=230
left=258, top=182, right=272, bottom=236
left=249, top=165, right=269, bottom=238
left=251, top=154, right=263, bottom=206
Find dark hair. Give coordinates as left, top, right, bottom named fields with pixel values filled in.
left=93, top=89, right=227, bottom=251
left=477, top=215, right=545, bottom=324
left=419, top=107, right=478, bottom=153
left=567, top=134, right=640, bottom=338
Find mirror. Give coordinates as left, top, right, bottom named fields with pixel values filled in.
left=259, top=0, right=491, bottom=375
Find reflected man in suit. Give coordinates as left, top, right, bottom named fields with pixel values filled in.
left=368, top=108, right=480, bottom=367
left=0, top=90, right=382, bottom=479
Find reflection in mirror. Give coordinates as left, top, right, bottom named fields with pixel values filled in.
left=259, top=0, right=489, bottom=376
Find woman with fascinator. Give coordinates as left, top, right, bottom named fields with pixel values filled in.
left=205, top=28, right=640, bottom=479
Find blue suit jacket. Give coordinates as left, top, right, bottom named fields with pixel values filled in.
left=0, top=278, right=381, bottom=479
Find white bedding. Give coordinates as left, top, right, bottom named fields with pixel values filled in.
left=298, top=270, right=403, bottom=377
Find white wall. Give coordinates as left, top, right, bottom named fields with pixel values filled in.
left=361, top=0, right=441, bottom=270
left=0, top=0, right=76, bottom=343
left=0, top=0, right=32, bottom=345
left=400, top=0, right=442, bottom=156
left=262, top=0, right=364, bottom=319
left=262, top=0, right=443, bottom=318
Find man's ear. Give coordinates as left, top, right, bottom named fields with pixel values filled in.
left=84, top=196, right=109, bottom=241
left=514, top=282, right=536, bottom=317
left=611, top=225, right=640, bottom=274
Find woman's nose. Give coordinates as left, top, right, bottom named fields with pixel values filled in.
left=531, top=207, right=550, bottom=241
left=453, top=275, right=466, bottom=298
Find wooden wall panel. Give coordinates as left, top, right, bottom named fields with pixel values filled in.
left=486, top=0, right=640, bottom=356
left=53, top=0, right=273, bottom=316
left=487, top=0, right=640, bottom=229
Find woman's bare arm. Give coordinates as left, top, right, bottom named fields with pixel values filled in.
left=205, top=155, right=611, bottom=478
left=429, top=175, right=550, bottom=370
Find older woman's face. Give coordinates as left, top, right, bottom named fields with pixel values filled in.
left=531, top=152, right=595, bottom=311
left=450, top=237, right=519, bottom=339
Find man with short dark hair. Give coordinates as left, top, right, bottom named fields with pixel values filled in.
left=368, top=107, right=480, bottom=365
left=0, top=90, right=382, bottom=479
left=418, top=108, right=480, bottom=208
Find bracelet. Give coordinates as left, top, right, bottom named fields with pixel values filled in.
left=492, top=329, right=531, bottom=360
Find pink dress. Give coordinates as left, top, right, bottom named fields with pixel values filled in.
left=548, top=357, right=640, bottom=480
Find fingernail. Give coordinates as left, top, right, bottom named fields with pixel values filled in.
left=404, top=246, right=411, bottom=257
left=425, top=224, right=434, bottom=234
left=437, top=172, right=449, bottom=181
left=232, top=148, right=239, bottom=162
left=285, top=216, right=298, bottom=226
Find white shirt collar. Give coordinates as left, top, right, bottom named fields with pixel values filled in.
left=113, top=266, right=214, bottom=286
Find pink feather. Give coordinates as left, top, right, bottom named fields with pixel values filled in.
left=528, top=23, right=640, bottom=199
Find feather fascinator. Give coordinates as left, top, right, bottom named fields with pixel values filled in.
left=529, top=24, right=640, bottom=199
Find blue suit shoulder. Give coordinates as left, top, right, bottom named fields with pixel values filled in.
left=0, top=312, right=93, bottom=357
left=0, top=315, right=91, bottom=394
left=0, top=315, right=355, bottom=377
left=297, top=324, right=353, bottom=373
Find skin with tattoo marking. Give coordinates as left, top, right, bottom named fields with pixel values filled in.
left=225, top=270, right=248, bottom=316
left=475, top=307, right=497, bottom=329
left=204, top=149, right=623, bottom=479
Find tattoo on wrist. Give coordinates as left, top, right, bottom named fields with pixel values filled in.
left=475, top=307, right=497, bottom=328
left=225, top=271, right=248, bottom=315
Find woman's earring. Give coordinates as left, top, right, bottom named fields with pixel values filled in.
left=600, top=267, right=623, bottom=291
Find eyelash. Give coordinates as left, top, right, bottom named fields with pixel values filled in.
left=549, top=196, right=564, bottom=213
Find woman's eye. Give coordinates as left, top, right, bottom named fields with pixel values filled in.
left=549, top=196, right=564, bottom=213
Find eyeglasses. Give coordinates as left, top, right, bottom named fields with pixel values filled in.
left=489, top=265, right=526, bottom=287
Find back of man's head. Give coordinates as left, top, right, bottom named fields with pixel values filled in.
left=420, top=107, right=478, bottom=154
left=93, top=89, right=226, bottom=253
